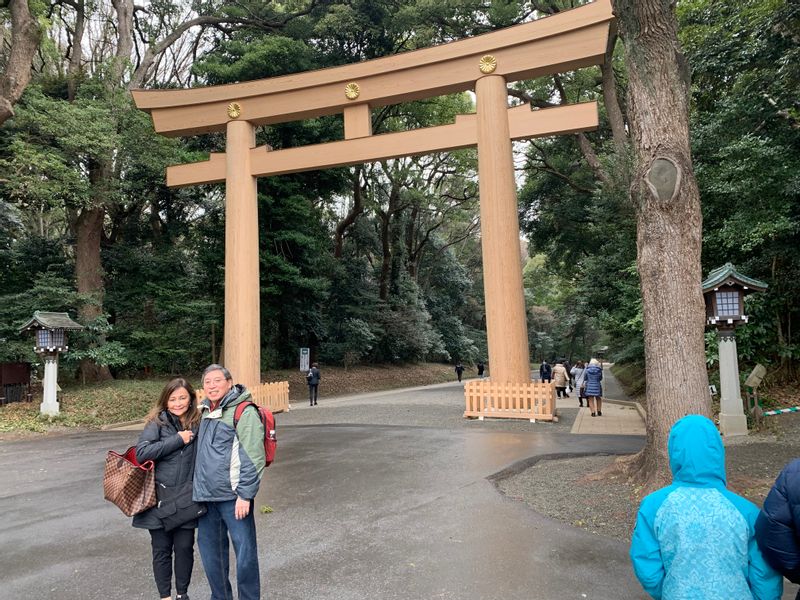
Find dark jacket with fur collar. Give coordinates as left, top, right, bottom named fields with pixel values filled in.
left=132, top=411, right=198, bottom=530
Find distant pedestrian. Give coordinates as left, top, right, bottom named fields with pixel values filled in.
left=539, top=360, right=552, bottom=383
left=552, top=361, right=570, bottom=398
left=306, top=362, right=321, bottom=406
left=584, top=358, right=603, bottom=417
left=571, top=361, right=587, bottom=407
left=631, top=415, right=782, bottom=600
left=563, top=359, right=573, bottom=388
left=756, top=459, right=800, bottom=599
left=476, top=361, right=485, bottom=379
left=455, top=362, right=464, bottom=382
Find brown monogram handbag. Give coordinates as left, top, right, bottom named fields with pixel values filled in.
left=103, top=446, right=157, bottom=516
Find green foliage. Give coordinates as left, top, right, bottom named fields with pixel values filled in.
left=681, top=0, right=800, bottom=375
left=1, top=0, right=795, bottom=390
left=0, top=272, right=77, bottom=363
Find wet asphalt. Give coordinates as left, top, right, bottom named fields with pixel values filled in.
left=0, top=380, right=649, bottom=600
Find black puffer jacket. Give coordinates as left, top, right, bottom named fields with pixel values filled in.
left=756, top=458, right=800, bottom=599
left=132, top=411, right=198, bottom=530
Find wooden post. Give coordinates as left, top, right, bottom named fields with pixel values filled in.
left=475, top=74, right=530, bottom=384
left=224, top=120, right=260, bottom=390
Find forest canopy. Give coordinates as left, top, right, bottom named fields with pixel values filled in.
left=0, top=0, right=797, bottom=383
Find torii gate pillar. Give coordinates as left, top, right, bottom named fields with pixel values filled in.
left=224, top=120, right=260, bottom=390
left=132, top=0, right=615, bottom=397
left=476, top=75, right=530, bottom=384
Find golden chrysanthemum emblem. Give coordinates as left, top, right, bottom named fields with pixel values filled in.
left=227, top=102, right=242, bottom=119
left=478, top=55, right=497, bottom=74
left=344, top=82, right=361, bottom=100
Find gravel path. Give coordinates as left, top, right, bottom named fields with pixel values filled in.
left=495, top=454, right=638, bottom=541
left=495, top=411, right=800, bottom=541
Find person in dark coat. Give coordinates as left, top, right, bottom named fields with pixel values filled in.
left=134, top=377, right=201, bottom=600
left=306, top=362, right=321, bottom=406
left=539, top=360, right=552, bottom=383
left=455, top=362, right=465, bottom=382
left=584, top=358, right=603, bottom=417
left=756, top=459, right=800, bottom=599
left=476, top=361, right=485, bottom=379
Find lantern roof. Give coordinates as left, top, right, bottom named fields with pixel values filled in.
left=18, top=311, right=84, bottom=334
left=701, top=263, right=768, bottom=294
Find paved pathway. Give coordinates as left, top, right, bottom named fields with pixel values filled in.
left=546, top=365, right=647, bottom=436
left=7, top=368, right=791, bottom=599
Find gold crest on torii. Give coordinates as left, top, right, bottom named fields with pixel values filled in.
left=132, top=0, right=613, bottom=404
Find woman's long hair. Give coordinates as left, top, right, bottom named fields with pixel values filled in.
left=145, top=377, right=201, bottom=430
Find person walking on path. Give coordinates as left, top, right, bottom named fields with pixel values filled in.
left=455, top=362, right=465, bottom=382
left=539, top=360, right=552, bottom=383
left=194, top=365, right=266, bottom=600
left=476, top=361, right=485, bottom=379
left=630, top=415, right=782, bottom=600
left=584, top=358, right=603, bottom=417
left=570, top=361, right=587, bottom=407
left=306, top=362, right=321, bottom=406
left=134, top=378, right=201, bottom=600
left=755, top=459, right=800, bottom=599
left=552, top=361, right=570, bottom=398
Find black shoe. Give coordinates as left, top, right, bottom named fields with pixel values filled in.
left=579, top=401, right=583, bottom=407
left=313, top=401, right=317, bottom=405
left=591, top=412, right=596, bottom=417
left=597, top=411, right=602, bottom=417
left=176, top=595, right=190, bottom=600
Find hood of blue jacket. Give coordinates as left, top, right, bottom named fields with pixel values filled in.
left=668, top=414, right=726, bottom=486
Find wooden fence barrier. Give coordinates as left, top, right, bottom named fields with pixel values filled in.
left=464, top=380, right=556, bottom=422
left=197, top=381, right=290, bottom=413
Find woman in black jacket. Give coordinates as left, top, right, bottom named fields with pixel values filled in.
left=134, top=378, right=201, bottom=600
left=756, top=459, right=800, bottom=599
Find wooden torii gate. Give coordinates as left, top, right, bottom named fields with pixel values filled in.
left=133, top=0, right=613, bottom=395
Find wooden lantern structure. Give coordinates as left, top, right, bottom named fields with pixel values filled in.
left=701, top=263, right=768, bottom=436
left=18, top=311, right=84, bottom=416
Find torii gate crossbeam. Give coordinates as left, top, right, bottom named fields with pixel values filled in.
left=133, top=0, right=613, bottom=392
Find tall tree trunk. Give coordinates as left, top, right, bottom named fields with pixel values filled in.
left=613, top=0, right=711, bottom=491
left=75, top=205, right=113, bottom=381
left=66, top=0, right=85, bottom=102
left=334, top=168, right=364, bottom=259
left=378, top=209, right=391, bottom=301
left=601, top=30, right=628, bottom=154
left=0, top=0, right=41, bottom=125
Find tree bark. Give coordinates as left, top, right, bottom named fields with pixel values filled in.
left=601, top=30, right=628, bottom=153
left=377, top=207, right=392, bottom=302
left=74, top=204, right=113, bottom=381
left=613, top=0, right=711, bottom=492
left=66, top=0, right=85, bottom=102
left=334, top=167, right=364, bottom=259
left=0, top=0, right=41, bottom=125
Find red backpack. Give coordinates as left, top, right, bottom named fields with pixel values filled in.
left=233, top=401, right=277, bottom=467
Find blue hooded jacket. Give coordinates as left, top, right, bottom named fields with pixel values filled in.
left=756, top=458, right=800, bottom=589
left=630, top=415, right=782, bottom=600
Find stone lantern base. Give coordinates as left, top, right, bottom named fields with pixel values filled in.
left=40, top=352, right=60, bottom=417
left=718, top=330, right=746, bottom=437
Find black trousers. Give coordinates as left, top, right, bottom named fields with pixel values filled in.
left=149, top=527, right=195, bottom=597
left=309, top=384, right=319, bottom=403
